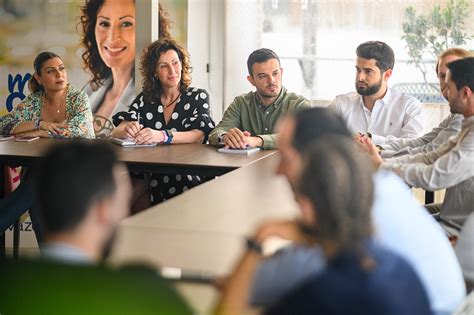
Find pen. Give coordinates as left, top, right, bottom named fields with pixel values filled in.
left=159, top=266, right=216, bottom=284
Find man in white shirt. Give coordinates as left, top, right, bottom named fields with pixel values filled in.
left=455, top=212, right=474, bottom=292
left=362, top=57, right=474, bottom=235
left=330, top=41, right=423, bottom=145
left=382, top=48, right=472, bottom=158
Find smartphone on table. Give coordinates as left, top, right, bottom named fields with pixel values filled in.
left=0, top=135, right=14, bottom=141
left=15, top=136, right=40, bottom=142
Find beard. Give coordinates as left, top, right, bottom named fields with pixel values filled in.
left=356, top=78, right=383, bottom=96
left=257, top=84, right=281, bottom=99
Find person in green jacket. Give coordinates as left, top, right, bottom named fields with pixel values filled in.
left=0, top=141, right=192, bottom=315
left=209, top=48, right=310, bottom=150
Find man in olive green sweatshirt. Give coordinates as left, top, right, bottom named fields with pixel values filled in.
left=209, top=48, right=310, bottom=150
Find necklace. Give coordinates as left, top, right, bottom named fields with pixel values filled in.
left=163, top=92, right=181, bottom=108
left=43, top=92, right=65, bottom=114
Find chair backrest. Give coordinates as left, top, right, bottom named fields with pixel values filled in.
left=93, top=114, right=115, bottom=139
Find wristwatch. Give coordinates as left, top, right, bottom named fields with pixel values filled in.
left=164, top=129, right=174, bottom=144
left=218, top=133, right=226, bottom=145
left=34, top=118, right=42, bottom=130
left=245, top=237, right=263, bottom=254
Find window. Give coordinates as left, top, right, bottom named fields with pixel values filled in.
left=225, top=0, right=474, bottom=104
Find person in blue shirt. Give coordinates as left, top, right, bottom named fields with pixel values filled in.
left=250, top=108, right=465, bottom=315
left=215, top=130, right=431, bottom=315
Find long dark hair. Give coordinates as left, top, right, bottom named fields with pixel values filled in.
left=140, top=38, right=191, bottom=103
left=79, top=0, right=173, bottom=91
left=298, top=136, right=375, bottom=261
left=28, top=51, right=62, bottom=93
left=79, top=0, right=110, bottom=91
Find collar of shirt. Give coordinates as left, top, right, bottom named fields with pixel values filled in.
left=358, top=87, right=393, bottom=110
left=41, top=242, right=94, bottom=265
left=463, top=115, right=474, bottom=127
left=255, top=86, right=287, bottom=111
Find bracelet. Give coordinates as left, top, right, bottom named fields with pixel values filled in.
left=164, top=129, right=174, bottom=144
left=34, top=118, right=42, bottom=130
left=245, top=237, right=263, bottom=254
left=161, top=130, right=168, bottom=144
left=256, top=135, right=264, bottom=148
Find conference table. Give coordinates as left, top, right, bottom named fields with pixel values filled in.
left=0, top=138, right=299, bottom=313
left=0, top=138, right=276, bottom=176
left=0, top=138, right=278, bottom=258
left=111, top=153, right=300, bottom=314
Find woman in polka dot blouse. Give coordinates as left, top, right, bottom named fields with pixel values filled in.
left=111, top=38, right=215, bottom=209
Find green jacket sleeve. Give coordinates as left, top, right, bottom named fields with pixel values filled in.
left=258, top=134, right=277, bottom=149
left=209, top=97, right=242, bottom=146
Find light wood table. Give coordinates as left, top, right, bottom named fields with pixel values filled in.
left=0, top=138, right=276, bottom=258
left=121, top=153, right=299, bottom=234
left=111, top=154, right=300, bottom=314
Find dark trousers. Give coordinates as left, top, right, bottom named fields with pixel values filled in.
left=0, top=176, right=43, bottom=244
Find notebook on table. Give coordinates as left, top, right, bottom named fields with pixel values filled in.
left=110, top=137, right=158, bottom=147
left=218, top=147, right=260, bottom=155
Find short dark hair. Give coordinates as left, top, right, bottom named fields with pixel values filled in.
left=446, top=57, right=474, bottom=92
left=36, top=141, right=119, bottom=233
left=298, top=136, right=374, bottom=253
left=247, top=48, right=280, bottom=76
left=28, top=51, right=62, bottom=93
left=356, top=41, right=395, bottom=72
left=292, top=107, right=352, bottom=154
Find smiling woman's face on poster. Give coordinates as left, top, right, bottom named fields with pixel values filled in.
left=94, top=0, right=136, bottom=72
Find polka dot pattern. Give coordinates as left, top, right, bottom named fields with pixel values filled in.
left=111, top=87, right=216, bottom=206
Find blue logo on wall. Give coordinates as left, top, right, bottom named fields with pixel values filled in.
left=6, top=73, right=31, bottom=112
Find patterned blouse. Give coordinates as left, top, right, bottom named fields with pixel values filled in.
left=0, top=85, right=95, bottom=138
left=112, top=86, right=216, bottom=204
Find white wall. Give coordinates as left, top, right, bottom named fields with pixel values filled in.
left=188, top=0, right=227, bottom=121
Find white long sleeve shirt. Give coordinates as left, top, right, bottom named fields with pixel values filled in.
left=250, top=171, right=465, bottom=314
left=382, top=113, right=463, bottom=158
left=329, top=88, right=423, bottom=145
left=455, top=212, right=474, bottom=284
left=381, top=116, right=474, bottom=227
